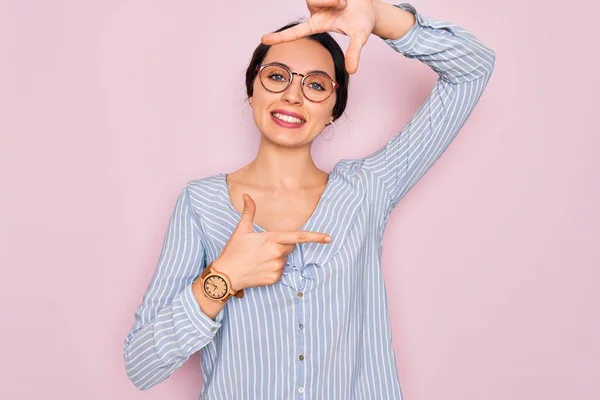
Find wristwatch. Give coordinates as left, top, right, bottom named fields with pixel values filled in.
left=199, top=263, right=244, bottom=304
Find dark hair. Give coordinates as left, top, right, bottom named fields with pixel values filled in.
left=245, top=22, right=349, bottom=121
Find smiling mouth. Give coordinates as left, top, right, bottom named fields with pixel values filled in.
left=271, top=112, right=306, bottom=124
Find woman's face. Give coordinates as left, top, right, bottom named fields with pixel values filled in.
left=249, top=38, right=337, bottom=147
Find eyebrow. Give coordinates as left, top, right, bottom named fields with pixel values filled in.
left=271, top=61, right=333, bottom=78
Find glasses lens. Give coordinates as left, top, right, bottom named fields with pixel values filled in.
left=260, top=65, right=291, bottom=93
left=303, top=73, right=334, bottom=102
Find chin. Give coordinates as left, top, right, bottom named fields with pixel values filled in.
left=263, top=129, right=313, bottom=147
left=258, top=121, right=313, bottom=147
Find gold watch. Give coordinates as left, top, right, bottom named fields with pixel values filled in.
left=199, top=263, right=244, bottom=304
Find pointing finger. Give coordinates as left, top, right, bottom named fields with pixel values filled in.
left=307, top=0, right=348, bottom=10
left=274, top=231, right=333, bottom=245
left=261, top=21, right=324, bottom=45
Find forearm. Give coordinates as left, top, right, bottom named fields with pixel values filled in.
left=358, top=3, right=495, bottom=209
left=124, top=286, right=222, bottom=390
left=372, top=0, right=416, bottom=40
left=376, top=3, right=495, bottom=84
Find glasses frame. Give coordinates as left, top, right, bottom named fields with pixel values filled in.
left=257, top=62, right=338, bottom=103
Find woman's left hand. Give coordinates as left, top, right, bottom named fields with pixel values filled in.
left=261, top=0, right=378, bottom=74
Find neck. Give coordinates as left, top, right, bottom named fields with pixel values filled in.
left=245, top=137, right=325, bottom=190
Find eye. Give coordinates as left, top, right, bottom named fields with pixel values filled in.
left=307, top=82, right=325, bottom=91
left=269, top=73, right=287, bottom=82
left=304, top=74, right=329, bottom=92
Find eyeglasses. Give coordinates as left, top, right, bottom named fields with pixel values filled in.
left=257, top=62, right=338, bottom=103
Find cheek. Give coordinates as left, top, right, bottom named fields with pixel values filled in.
left=312, top=99, right=336, bottom=124
left=252, top=76, right=261, bottom=96
left=329, top=94, right=338, bottom=117
left=251, top=78, right=277, bottom=107
left=313, top=107, right=331, bottom=123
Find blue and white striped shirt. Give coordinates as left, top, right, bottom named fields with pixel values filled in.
left=123, top=3, right=495, bottom=398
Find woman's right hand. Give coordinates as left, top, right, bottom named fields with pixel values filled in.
left=212, top=193, right=332, bottom=291
left=261, top=0, right=378, bottom=74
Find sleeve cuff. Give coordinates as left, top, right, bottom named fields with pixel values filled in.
left=179, top=284, right=223, bottom=337
left=384, top=3, right=456, bottom=53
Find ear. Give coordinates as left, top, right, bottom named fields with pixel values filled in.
left=248, top=97, right=253, bottom=106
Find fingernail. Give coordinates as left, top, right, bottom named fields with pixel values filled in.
left=325, top=236, right=332, bottom=243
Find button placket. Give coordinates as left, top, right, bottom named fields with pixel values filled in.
left=293, top=244, right=313, bottom=397
left=294, top=268, right=307, bottom=398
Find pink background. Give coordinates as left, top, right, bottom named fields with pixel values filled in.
left=1, top=0, right=598, bottom=399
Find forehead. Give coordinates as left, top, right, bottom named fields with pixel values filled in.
left=263, top=38, right=335, bottom=77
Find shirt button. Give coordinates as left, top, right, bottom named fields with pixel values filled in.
left=299, top=323, right=304, bottom=330
left=298, top=386, right=305, bottom=393
left=297, top=292, right=303, bottom=298
left=299, top=354, right=304, bottom=361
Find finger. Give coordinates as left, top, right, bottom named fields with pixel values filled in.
left=261, top=22, right=312, bottom=45
left=345, top=31, right=370, bottom=74
left=274, top=231, right=333, bottom=245
left=236, top=193, right=256, bottom=233
left=261, top=21, right=325, bottom=45
left=308, top=0, right=347, bottom=10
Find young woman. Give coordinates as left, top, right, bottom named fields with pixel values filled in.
left=124, top=1, right=495, bottom=398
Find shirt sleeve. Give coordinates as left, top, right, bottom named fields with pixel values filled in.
left=123, top=185, right=223, bottom=390
left=358, top=3, right=496, bottom=212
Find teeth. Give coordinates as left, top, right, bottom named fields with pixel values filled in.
left=272, top=112, right=304, bottom=124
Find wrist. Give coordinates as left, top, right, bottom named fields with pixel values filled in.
left=212, top=259, right=243, bottom=292
left=372, top=1, right=416, bottom=41
left=192, top=278, right=230, bottom=306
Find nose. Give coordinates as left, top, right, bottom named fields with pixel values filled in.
left=281, top=73, right=304, bottom=106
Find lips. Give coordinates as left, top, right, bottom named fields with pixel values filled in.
left=270, top=109, right=306, bottom=129
left=271, top=109, right=306, bottom=122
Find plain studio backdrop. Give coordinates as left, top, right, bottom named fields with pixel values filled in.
left=1, top=0, right=598, bottom=399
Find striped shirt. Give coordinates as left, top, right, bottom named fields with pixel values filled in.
left=123, top=3, right=495, bottom=399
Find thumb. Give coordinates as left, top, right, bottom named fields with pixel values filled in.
left=236, top=193, right=256, bottom=233
left=345, top=31, right=369, bottom=74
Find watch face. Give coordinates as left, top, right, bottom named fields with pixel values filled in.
left=204, top=275, right=228, bottom=299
